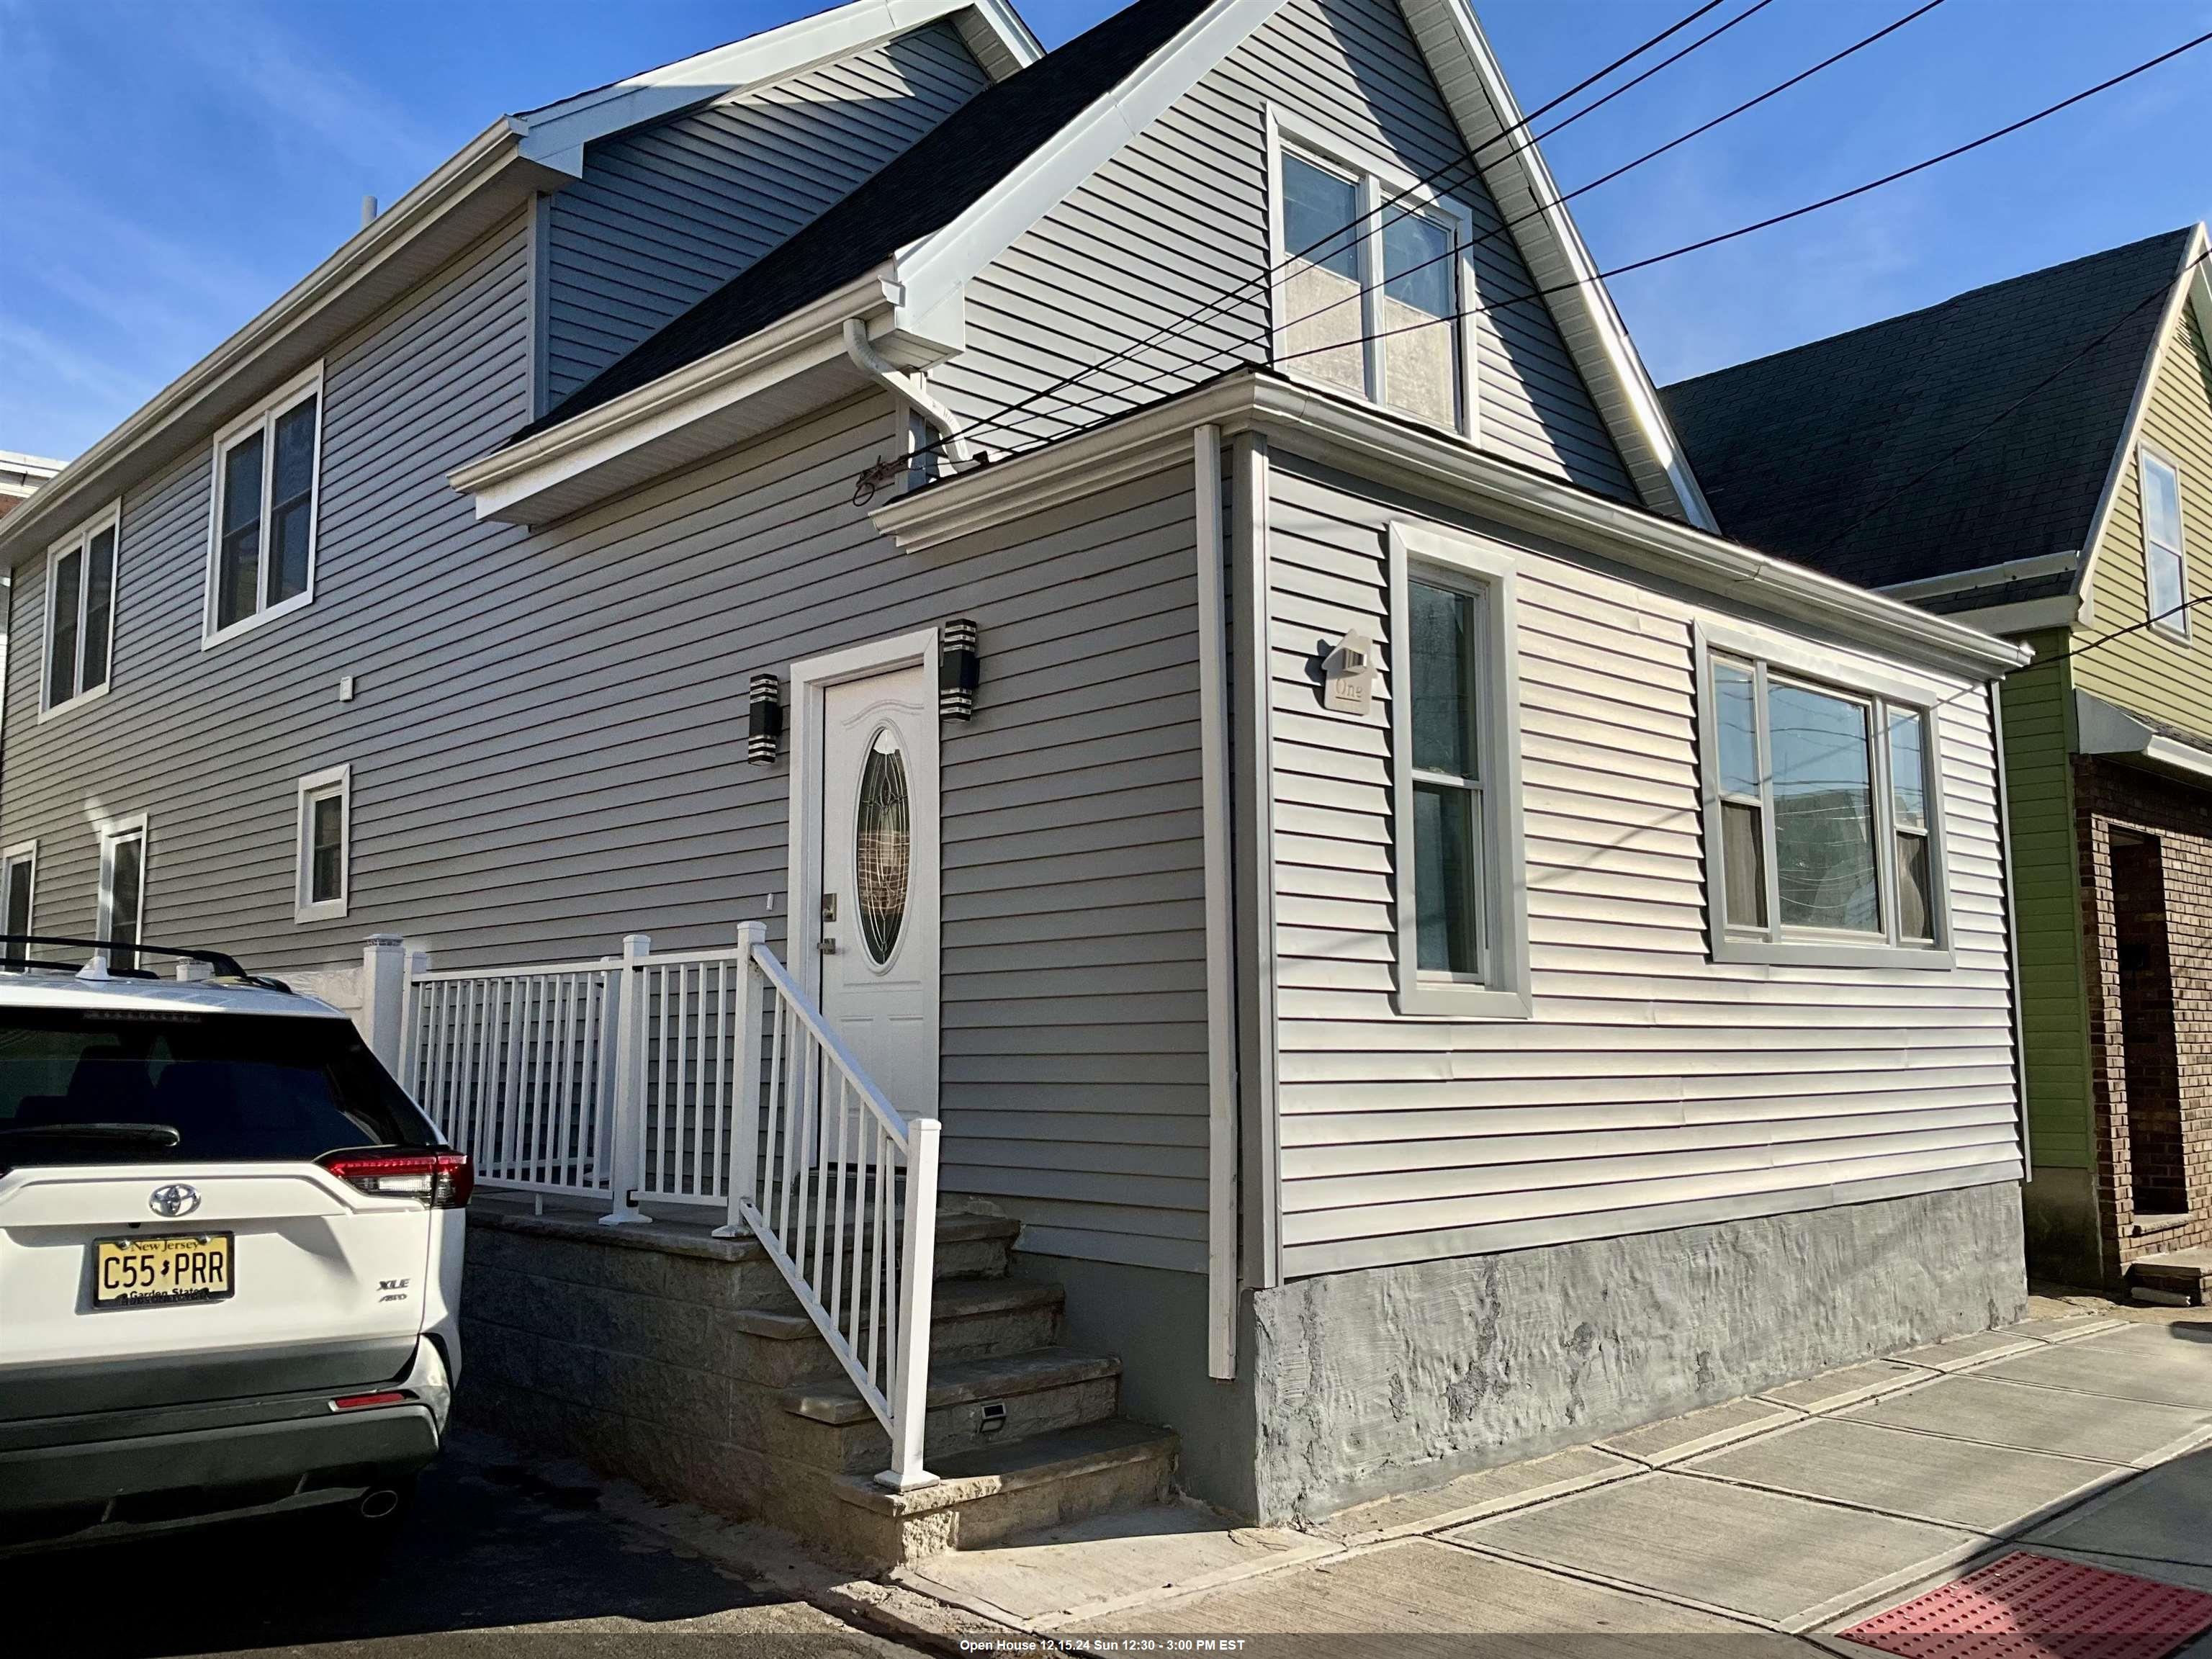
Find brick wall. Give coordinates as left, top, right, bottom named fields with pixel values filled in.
left=2074, top=757, right=2212, bottom=1277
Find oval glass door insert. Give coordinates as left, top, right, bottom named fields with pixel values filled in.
left=855, top=728, right=910, bottom=964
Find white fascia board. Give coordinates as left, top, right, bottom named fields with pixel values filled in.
left=515, top=0, right=1042, bottom=173
left=2074, top=224, right=2209, bottom=630
left=0, top=120, right=562, bottom=567
left=873, top=370, right=2031, bottom=680
left=892, top=0, right=1292, bottom=320
left=449, top=270, right=926, bottom=522
left=1881, top=549, right=2082, bottom=602
left=2075, top=690, right=2212, bottom=786
left=1401, top=0, right=1714, bottom=532
left=1939, top=595, right=2080, bottom=637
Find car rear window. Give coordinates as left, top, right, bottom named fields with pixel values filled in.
left=0, top=1008, right=439, bottom=1170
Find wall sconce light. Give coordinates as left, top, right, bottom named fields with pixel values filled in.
left=748, top=673, right=783, bottom=765
left=940, top=619, right=980, bottom=721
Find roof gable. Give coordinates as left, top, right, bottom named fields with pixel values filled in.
left=510, top=0, right=1713, bottom=529
left=1660, top=228, right=2198, bottom=595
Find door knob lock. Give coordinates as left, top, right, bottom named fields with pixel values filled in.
left=819, top=936, right=838, bottom=954
left=821, top=894, right=837, bottom=921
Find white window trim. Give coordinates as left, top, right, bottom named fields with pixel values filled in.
left=295, top=763, right=351, bottom=922
left=2139, top=442, right=2190, bottom=640
left=38, top=500, right=122, bottom=723
left=1, top=838, right=37, bottom=946
left=1388, top=522, right=1529, bottom=1018
left=1265, top=109, right=1481, bottom=446
left=96, top=811, right=149, bottom=969
left=202, top=361, right=325, bottom=650
left=1694, top=621, right=1955, bottom=971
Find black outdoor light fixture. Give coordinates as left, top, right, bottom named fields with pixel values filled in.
left=748, top=673, right=783, bottom=765
left=940, top=619, right=980, bottom=721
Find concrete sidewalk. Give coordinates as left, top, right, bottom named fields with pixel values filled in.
left=875, top=1303, right=2212, bottom=1653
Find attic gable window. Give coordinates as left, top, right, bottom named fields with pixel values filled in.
left=204, top=364, right=323, bottom=647
left=1699, top=624, right=1952, bottom=970
left=1270, top=117, right=1476, bottom=440
left=42, top=503, right=120, bottom=719
left=2139, top=446, right=2190, bottom=638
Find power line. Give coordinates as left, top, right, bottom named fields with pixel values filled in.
left=1018, top=0, right=1948, bottom=449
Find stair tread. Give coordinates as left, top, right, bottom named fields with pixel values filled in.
left=732, top=1276, right=1062, bottom=1340
left=829, top=1419, right=1178, bottom=1517
left=781, top=1346, right=1120, bottom=1425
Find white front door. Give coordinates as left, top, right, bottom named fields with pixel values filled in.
left=815, top=661, right=938, bottom=1120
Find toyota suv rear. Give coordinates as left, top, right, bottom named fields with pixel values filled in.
left=0, top=940, right=467, bottom=1550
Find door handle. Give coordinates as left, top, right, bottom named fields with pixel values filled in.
left=819, top=936, right=838, bottom=955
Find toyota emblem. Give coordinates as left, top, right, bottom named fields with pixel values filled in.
left=148, top=1183, right=201, bottom=1219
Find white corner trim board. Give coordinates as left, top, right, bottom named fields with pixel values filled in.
left=1192, top=425, right=1238, bottom=1378
left=873, top=369, right=2031, bottom=682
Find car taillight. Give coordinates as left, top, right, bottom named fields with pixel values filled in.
left=330, top=1391, right=410, bottom=1412
left=320, top=1150, right=473, bottom=1208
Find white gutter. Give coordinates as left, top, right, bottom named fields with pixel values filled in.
left=1881, top=549, right=2082, bottom=603
left=842, top=320, right=971, bottom=464
left=875, top=371, right=2033, bottom=681
left=2075, top=690, right=2212, bottom=786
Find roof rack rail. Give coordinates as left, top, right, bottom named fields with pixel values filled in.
left=0, top=935, right=291, bottom=992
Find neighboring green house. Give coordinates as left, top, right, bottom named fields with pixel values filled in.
left=1663, top=227, right=2212, bottom=1297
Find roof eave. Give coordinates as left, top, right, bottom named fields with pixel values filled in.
left=449, top=269, right=935, bottom=525
left=0, top=120, right=567, bottom=565
left=873, top=370, right=2029, bottom=680
left=2076, top=689, right=2212, bottom=786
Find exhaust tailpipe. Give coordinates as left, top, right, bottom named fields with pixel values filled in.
left=359, top=1488, right=402, bottom=1520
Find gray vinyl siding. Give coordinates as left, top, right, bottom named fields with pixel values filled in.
left=931, top=0, right=1636, bottom=500
left=541, top=22, right=990, bottom=405
left=1262, top=460, right=2023, bottom=1280
left=1, top=210, right=1207, bottom=1271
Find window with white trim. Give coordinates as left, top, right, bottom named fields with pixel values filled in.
left=1272, top=122, right=1476, bottom=439
left=42, top=505, right=119, bottom=715
left=1388, top=523, right=1529, bottom=1017
left=2139, top=446, right=2190, bottom=638
left=207, top=367, right=323, bottom=644
left=97, top=816, right=148, bottom=973
left=1703, top=639, right=1948, bottom=966
left=1, top=841, right=35, bottom=968
left=296, top=765, right=350, bottom=922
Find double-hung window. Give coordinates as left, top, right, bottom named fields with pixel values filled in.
left=1272, top=119, right=1477, bottom=439
left=42, top=504, right=119, bottom=716
left=1702, top=629, right=1948, bottom=967
left=206, top=366, right=323, bottom=645
left=2139, top=446, right=2190, bottom=638
left=97, top=815, right=148, bottom=973
left=1, top=842, right=35, bottom=968
left=1388, top=523, right=1529, bottom=1017
left=296, top=765, right=351, bottom=922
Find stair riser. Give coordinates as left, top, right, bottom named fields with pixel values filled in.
left=735, top=1236, right=1009, bottom=1318
left=730, top=1303, right=1065, bottom=1389
left=849, top=1445, right=1177, bottom=1565
left=769, top=1375, right=1123, bottom=1475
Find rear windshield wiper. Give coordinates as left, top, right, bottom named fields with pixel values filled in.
left=0, top=1123, right=181, bottom=1146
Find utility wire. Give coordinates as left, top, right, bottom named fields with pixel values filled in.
left=1015, top=0, right=1948, bottom=449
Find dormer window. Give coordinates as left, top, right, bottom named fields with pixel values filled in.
left=1270, top=118, right=1476, bottom=439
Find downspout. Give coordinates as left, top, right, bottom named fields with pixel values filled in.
left=842, top=320, right=971, bottom=465
left=1194, top=426, right=1238, bottom=1379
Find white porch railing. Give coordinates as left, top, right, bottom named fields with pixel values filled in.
left=397, top=922, right=940, bottom=1491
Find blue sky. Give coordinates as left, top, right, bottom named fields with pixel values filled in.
left=4, top=0, right=2211, bottom=462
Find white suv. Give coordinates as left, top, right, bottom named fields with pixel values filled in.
left=0, top=939, right=466, bottom=1550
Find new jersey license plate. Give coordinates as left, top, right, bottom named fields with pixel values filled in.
left=92, top=1233, right=234, bottom=1308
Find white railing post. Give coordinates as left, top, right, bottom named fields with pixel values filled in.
left=879, top=1115, right=941, bottom=1492
left=599, top=932, right=653, bottom=1227
left=361, top=933, right=408, bottom=1073
left=713, top=922, right=769, bottom=1240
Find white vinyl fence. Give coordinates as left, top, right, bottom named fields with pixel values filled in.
left=398, top=923, right=942, bottom=1490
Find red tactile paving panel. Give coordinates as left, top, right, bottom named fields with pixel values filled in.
left=1840, top=1552, right=2212, bottom=1659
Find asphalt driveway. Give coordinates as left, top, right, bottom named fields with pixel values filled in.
left=0, top=1427, right=920, bottom=1659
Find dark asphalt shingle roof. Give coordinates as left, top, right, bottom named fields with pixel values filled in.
left=516, top=0, right=1214, bottom=443
left=1659, top=229, right=2195, bottom=593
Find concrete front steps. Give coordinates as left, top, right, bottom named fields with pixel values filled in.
left=2128, top=1246, right=2211, bottom=1305
left=463, top=1197, right=1177, bottom=1568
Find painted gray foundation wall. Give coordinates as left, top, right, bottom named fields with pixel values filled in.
left=2021, top=1165, right=2104, bottom=1290
left=1236, top=1182, right=2025, bottom=1521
